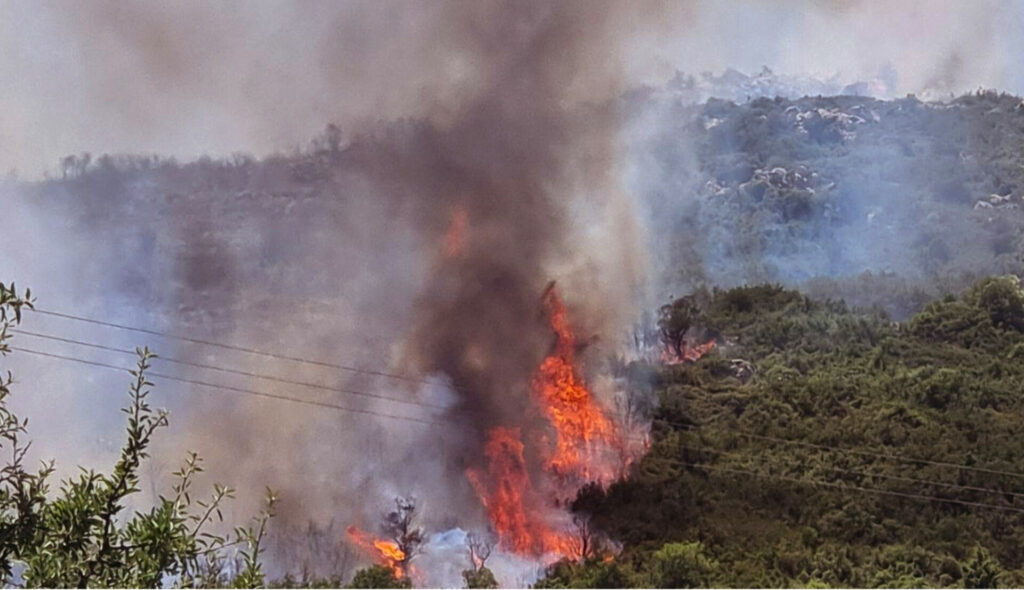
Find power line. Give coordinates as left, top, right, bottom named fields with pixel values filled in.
left=30, top=307, right=439, bottom=388
left=658, top=442, right=1024, bottom=501
left=655, top=418, right=1024, bottom=481
left=12, top=329, right=450, bottom=412
left=16, top=319, right=1024, bottom=484
left=658, top=456, right=1024, bottom=515
left=10, top=346, right=451, bottom=428
left=13, top=343, right=1024, bottom=512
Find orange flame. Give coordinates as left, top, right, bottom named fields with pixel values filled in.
left=533, top=286, right=623, bottom=482
left=661, top=339, right=716, bottom=365
left=346, top=525, right=407, bottom=578
left=465, top=428, right=574, bottom=557
left=443, top=205, right=469, bottom=257
left=465, top=285, right=633, bottom=560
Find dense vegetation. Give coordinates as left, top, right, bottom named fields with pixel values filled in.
left=539, top=275, right=1024, bottom=587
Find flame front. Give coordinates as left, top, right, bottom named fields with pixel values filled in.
left=661, top=339, right=717, bottom=364
left=346, top=525, right=406, bottom=578
left=465, top=427, right=575, bottom=557
left=466, top=285, right=630, bottom=560
left=533, top=286, right=623, bottom=482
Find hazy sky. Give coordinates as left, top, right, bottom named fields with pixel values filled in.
left=1, top=0, right=1022, bottom=178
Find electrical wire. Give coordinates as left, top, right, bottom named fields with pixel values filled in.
left=30, top=307, right=439, bottom=387
left=9, top=346, right=452, bottom=428
left=12, top=329, right=450, bottom=412
left=654, top=418, right=1024, bottom=480
left=654, top=441, right=1024, bottom=501
left=658, top=456, right=1024, bottom=515
left=15, top=317, right=1024, bottom=485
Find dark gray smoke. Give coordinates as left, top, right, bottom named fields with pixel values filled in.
left=388, top=1, right=644, bottom=464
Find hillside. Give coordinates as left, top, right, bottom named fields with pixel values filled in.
left=12, top=89, right=1024, bottom=328
left=628, top=90, right=1024, bottom=318
left=538, top=276, right=1024, bottom=588
left=9, top=87, right=1024, bottom=587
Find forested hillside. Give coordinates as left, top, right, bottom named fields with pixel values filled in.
left=629, top=90, right=1024, bottom=318
left=9, top=87, right=1024, bottom=588
left=538, top=276, right=1024, bottom=588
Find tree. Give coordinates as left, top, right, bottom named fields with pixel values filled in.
left=658, top=296, right=702, bottom=360
left=0, top=281, right=275, bottom=587
left=566, top=513, right=609, bottom=562
left=966, top=276, right=1024, bottom=332
left=534, top=557, right=640, bottom=589
left=462, top=566, right=498, bottom=589
left=964, top=546, right=1002, bottom=589
left=650, top=542, right=720, bottom=588
left=462, top=531, right=497, bottom=589
left=347, top=564, right=411, bottom=589
left=382, top=496, right=423, bottom=574
left=311, top=124, right=344, bottom=161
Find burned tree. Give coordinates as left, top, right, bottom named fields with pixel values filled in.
left=466, top=531, right=494, bottom=570
left=382, top=496, right=424, bottom=572
left=463, top=531, right=498, bottom=589
left=658, top=296, right=701, bottom=360
left=566, top=513, right=615, bottom=562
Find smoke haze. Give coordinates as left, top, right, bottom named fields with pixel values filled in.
left=4, top=0, right=1024, bottom=585
left=3, top=1, right=1023, bottom=178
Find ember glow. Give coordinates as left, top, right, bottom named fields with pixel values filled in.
left=346, top=525, right=407, bottom=578
left=443, top=206, right=469, bottom=258
left=662, top=339, right=717, bottom=365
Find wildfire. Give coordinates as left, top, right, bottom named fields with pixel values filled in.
left=465, top=284, right=630, bottom=559
left=443, top=205, right=468, bottom=257
left=465, top=428, right=574, bottom=557
left=532, top=286, right=623, bottom=482
left=346, top=525, right=407, bottom=578
left=661, top=339, right=717, bottom=365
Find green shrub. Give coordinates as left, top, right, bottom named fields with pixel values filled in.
left=650, top=542, right=719, bottom=588
left=0, top=282, right=275, bottom=588
left=347, top=565, right=410, bottom=589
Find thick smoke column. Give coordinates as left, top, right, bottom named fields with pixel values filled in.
left=391, top=1, right=641, bottom=453
left=342, top=1, right=656, bottom=568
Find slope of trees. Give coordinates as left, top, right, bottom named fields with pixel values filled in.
left=538, top=275, right=1024, bottom=587
left=629, top=90, right=1024, bottom=318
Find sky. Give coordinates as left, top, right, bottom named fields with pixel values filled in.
left=1, top=0, right=1022, bottom=178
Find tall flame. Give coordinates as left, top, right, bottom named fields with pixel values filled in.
left=465, top=284, right=629, bottom=559
left=533, top=286, right=622, bottom=483
left=465, top=427, right=574, bottom=557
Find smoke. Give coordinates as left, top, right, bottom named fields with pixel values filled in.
left=3, top=1, right=1023, bottom=179
left=3, top=0, right=1024, bottom=585
left=4, top=1, right=658, bottom=583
